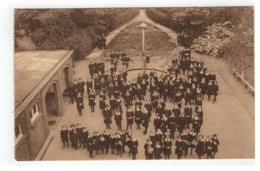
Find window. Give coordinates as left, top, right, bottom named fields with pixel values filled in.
left=30, top=102, right=40, bottom=122
left=15, top=123, right=23, bottom=144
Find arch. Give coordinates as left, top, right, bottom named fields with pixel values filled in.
left=44, top=81, right=61, bottom=127
left=60, top=66, right=71, bottom=94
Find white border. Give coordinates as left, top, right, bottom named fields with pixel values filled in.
left=0, top=0, right=258, bottom=170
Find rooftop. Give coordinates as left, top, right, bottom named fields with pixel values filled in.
left=14, top=50, right=72, bottom=109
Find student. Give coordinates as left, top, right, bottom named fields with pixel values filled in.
left=211, top=134, right=220, bottom=159
left=60, top=125, right=69, bottom=148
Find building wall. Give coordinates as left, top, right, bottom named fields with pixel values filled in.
left=15, top=112, right=31, bottom=161
left=15, top=134, right=31, bottom=161
left=15, top=53, right=73, bottom=160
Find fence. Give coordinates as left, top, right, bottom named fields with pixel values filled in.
left=232, top=68, right=254, bottom=96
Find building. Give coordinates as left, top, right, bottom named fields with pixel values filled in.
left=14, top=50, right=74, bottom=161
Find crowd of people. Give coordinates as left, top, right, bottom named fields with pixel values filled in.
left=63, top=45, right=220, bottom=159
left=109, top=50, right=130, bottom=69
left=60, top=125, right=139, bottom=159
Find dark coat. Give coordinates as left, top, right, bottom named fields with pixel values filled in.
left=175, top=140, right=183, bottom=155
left=211, top=138, right=220, bottom=153
left=163, top=139, right=172, bottom=155
left=60, top=129, right=68, bottom=141
left=126, top=110, right=134, bottom=124
left=195, top=139, right=205, bottom=156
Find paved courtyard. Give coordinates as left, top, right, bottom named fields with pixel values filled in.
left=41, top=10, right=254, bottom=160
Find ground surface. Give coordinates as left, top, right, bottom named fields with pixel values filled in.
left=42, top=10, right=254, bottom=160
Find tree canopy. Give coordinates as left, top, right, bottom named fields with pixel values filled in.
left=15, top=8, right=139, bottom=60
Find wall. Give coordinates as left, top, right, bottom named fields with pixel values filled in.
left=15, top=53, right=73, bottom=160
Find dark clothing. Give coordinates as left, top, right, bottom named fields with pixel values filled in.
left=126, top=110, right=134, bottom=129
left=163, top=139, right=172, bottom=159
left=130, top=140, right=139, bottom=159
left=196, top=139, right=205, bottom=159
left=154, top=145, right=163, bottom=159
left=60, top=129, right=69, bottom=148
left=205, top=140, right=213, bottom=159
left=175, top=140, right=183, bottom=159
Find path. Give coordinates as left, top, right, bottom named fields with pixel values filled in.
left=42, top=9, right=254, bottom=160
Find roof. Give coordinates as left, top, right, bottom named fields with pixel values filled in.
left=14, top=50, right=73, bottom=110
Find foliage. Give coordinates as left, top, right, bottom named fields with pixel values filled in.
left=146, top=7, right=254, bottom=84
left=15, top=8, right=139, bottom=60
left=192, top=22, right=234, bottom=57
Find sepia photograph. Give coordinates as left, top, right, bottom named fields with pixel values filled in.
left=13, top=6, right=254, bottom=161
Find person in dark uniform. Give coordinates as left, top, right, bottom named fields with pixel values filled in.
left=99, top=135, right=106, bottom=154
left=134, top=106, right=142, bottom=130
left=177, top=112, right=186, bottom=134
left=103, top=105, right=112, bottom=129
left=161, top=114, right=169, bottom=134
left=207, top=81, right=214, bottom=102
left=115, top=139, right=123, bottom=157
left=187, top=129, right=197, bottom=155
left=154, top=141, right=163, bottom=160
left=99, top=91, right=106, bottom=113
left=212, top=81, right=219, bottom=103
left=87, top=132, right=94, bottom=158
left=60, top=125, right=69, bottom=148
left=88, top=90, right=96, bottom=112
left=163, top=136, right=172, bottom=159
left=114, top=108, right=123, bottom=131
left=200, top=78, right=207, bottom=100
left=103, top=130, right=111, bottom=154
left=175, top=91, right=182, bottom=108
left=76, top=123, right=83, bottom=148
left=184, top=103, right=193, bottom=129
left=195, top=96, right=202, bottom=112
left=69, top=124, right=75, bottom=148
left=76, top=93, right=84, bottom=116
left=130, top=137, right=138, bottom=159
left=110, top=134, right=117, bottom=155
left=93, top=131, right=101, bottom=155
left=141, top=108, right=149, bottom=135
left=172, top=103, right=181, bottom=117
left=126, top=107, right=134, bottom=130
left=71, top=129, right=78, bottom=150
left=192, top=114, right=201, bottom=137
left=205, top=136, right=213, bottom=159
left=154, top=113, right=162, bottom=131
left=155, top=129, right=163, bottom=144
left=78, top=78, right=85, bottom=97
left=124, top=90, right=132, bottom=109
left=144, top=138, right=153, bottom=151
left=151, top=91, right=159, bottom=112
left=168, top=113, right=176, bottom=139
left=211, top=134, right=220, bottom=159
left=184, top=88, right=192, bottom=105
left=82, top=127, right=88, bottom=149
left=144, top=100, right=152, bottom=122
left=110, top=95, right=116, bottom=113
left=145, top=144, right=154, bottom=160
left=175, top=136, right=183, bottom=159
left=195, top=135, right=205, bottom=159
left=86, top=78, right=93, bottom=95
